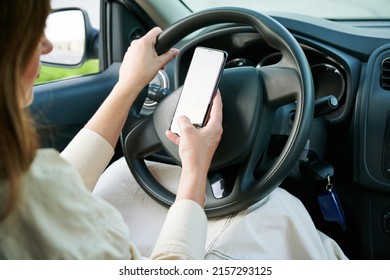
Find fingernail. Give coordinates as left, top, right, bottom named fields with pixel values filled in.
left=171, top=48, right=179, bottom=55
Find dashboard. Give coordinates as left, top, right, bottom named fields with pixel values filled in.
left=146, top=25, right=361, bottom=125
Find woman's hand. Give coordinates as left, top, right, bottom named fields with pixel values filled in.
left=165, top=90, right=223, bottom=206
left=116, top=27, right=179, bottom=95
left=85, top=27, right=178, bottom=149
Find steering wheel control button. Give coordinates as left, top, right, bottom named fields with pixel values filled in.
left=314, top=95, right=338, bottom=117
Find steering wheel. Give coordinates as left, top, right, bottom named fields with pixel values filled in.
left=121, top=7, right=314, bottom=218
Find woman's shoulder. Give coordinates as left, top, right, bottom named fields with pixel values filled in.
left=23, top=148, right=85, bottom=192
left=34, top=148, right=71, bottom=168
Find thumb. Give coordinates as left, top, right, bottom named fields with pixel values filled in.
left=177, top=115, right=194, bottom=135
left=159, top=48, right=179, bottom=66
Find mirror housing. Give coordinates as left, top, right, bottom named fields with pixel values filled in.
left=41, top=8, right=98, bottom=67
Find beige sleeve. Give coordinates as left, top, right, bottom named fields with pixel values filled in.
left=60, top=128, right=114, bottom=191
left=151, top=199, right=207, bottom=260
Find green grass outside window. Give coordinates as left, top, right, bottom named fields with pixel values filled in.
left=35, top=59, right=99, bottom=85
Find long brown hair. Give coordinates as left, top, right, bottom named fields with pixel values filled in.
left=0, top=0, right=51, bottom=221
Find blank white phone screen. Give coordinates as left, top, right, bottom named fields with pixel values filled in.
left=170, top=47, right=226, bottom=135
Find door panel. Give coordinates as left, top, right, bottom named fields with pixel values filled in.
left=31, top=64, right=120, bottom=152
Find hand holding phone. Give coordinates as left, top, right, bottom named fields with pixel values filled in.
left=169, top=46, right=227, bottom=136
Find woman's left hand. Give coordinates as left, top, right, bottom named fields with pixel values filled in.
left=116, top=27, right=179, bottom=94
left=84, top=27, right=178, bottom=150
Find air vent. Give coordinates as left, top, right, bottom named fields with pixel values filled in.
left=381, top=58, right=390, bottom=90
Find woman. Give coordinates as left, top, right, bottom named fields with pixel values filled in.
left=0, top=0, right=223, bottom=259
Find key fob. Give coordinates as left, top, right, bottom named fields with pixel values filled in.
left=318, top=188, right=346, bottom=231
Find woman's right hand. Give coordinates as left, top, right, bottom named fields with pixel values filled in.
left=165, top=90, right=223, bottom=206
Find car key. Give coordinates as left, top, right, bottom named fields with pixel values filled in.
left=300, top=157, right=334, bottom=180
left=317, top=176, right=346, bottom=231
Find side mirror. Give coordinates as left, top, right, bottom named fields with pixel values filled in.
left=41, top=8, right=98, bottom=67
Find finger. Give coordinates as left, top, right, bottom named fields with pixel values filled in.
left=159, top=48, right=179, bottom=66
left=177, top=115, right=194, bottom=135
left=147, top=27, right=163, bottom=42
left=165, top=130, right=180, bottom=146
left=137, top=27, right=162, bottom=50
left=207, top=90, right=223, bottom=126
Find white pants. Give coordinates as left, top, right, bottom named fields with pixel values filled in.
left=93, top=157, right=347, bottom=259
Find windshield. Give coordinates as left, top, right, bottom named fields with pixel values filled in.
left=181, top=0, right=390, bottom=20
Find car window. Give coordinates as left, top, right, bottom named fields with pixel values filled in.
left=36, top=0, right=100, bottom=85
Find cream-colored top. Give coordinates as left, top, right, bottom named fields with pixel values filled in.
left=0, top=128, right=207, bottom=259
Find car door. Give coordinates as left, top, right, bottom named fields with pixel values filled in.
left=31, top=0, right=153, bottom=163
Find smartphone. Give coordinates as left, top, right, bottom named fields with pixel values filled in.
left=169, top=46, right=227, bottom=135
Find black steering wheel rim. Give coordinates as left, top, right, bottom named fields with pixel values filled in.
left=121, top=7, right=314, bottom=217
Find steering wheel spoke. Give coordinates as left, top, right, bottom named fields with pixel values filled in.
left=123, top=115, right=162, bottom=158
left=258, top=66, right=301, bottom=107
